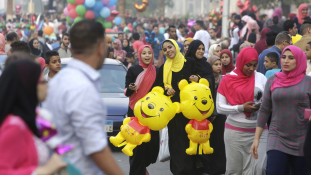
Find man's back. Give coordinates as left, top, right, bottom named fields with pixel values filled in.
left=294, top=35, right=311, bottom=52
left=193, top=30, right=210, bottom=57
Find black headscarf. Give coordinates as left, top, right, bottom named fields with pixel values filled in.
left=29, top=38, right=41, bottom=56
left=304, top=121, right=311, bottom=170
left=0, top=59, right=41, bottom=137
left=234, top=15, right=244, bottom=30
left=122, top=39, right=133, bottom=53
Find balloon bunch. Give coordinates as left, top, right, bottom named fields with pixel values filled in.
left=135, top=0, right=149, bottom=13
left=63, top=0, right=122, bottom=29
left=237, top=0, right=258, bottom=14
left=144, top=30, right=157, bottom=44
left=208, top=9, right=222, bottom=27
left=187, top=20, right=196, bottom=27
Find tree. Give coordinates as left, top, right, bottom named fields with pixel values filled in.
left=118, top=0, right=125, bottom=22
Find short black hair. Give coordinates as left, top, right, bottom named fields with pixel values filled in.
left=178, top=24, right=186, bottom=29
left=70, top=19, right=105, bottom=55
left=10, top=41, right=31, bottom=54
left=132, top=33, right=140, bottom=40
left=241, top=10, right=248, bottom=17
left=283, top=20, right=295, bottom=31
left=266, top=52, right=279, bottom=65
left=195, top=20, right=204, bottom=28
left=153, top=24, right=159, bottom=29
left=307, top=41, right=311, bottom=46
left=259, top=14, right=267, bottom=21
left=272, top=16, right=279, bottom=25
left=126, top=52, right=134, bottom=58
left=209, top=28, right=216, bottom=32
left=56, top=35, right=61, bottom=41
left=45, top=50, right=59, bottom=64
left=275, top=31, right=290, bottom=45
left=4, top=52, right=36, bottom=67
left=265, top=31, right=278, bottom=47
left=169, top=25, right=176, bottom=31
left=38, top=30, right=43, bottom=37
left=304, top=16, right=311, bottom=21
left=300, top=22, right=311, bottom=35
left=62, top=33, right=69, bottom=39
left=118, top=32, right=123, bottom=36
left=6, top=32, right=18, bottom=42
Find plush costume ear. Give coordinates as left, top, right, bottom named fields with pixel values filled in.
left=199, top=78, right=209, bottom=87
left=178, top=79, right=189, bottom=90
left=151, top=86, right=165, bottom=94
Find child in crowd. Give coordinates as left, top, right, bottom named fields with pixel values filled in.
left=264, top=52, right=281, bottom=78
left=44, top=50, right=61, bottom=82
left=305, top=41, right=311, bottom=76
left=125, top=52, right=138, bottom=69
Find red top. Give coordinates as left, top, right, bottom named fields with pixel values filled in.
left=188, top=119, right=210, bottom=130
left=128, top=117, right=150, bottom=134
left=0, top=115, right=38, bottom=175
left=133, top=40, right=144, bottom=52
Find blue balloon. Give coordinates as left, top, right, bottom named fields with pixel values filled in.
left=114, top=17, right=122, bottom=25
left=84, top=1, right=93, bottom=10
left=94, top=11, right=100, bottom=18
left=92, top=1, right=104, bottom=12
left=133, top=22, right=137, bottom=27
left=111, top=36, right=116, bottom=42
left=100, top=7, right=110, bottom=18
left=24, top=29, right=29, bottom=36
left=108, top=0, right=118, bottom=6
left=85, top=0, right=96, bottom=8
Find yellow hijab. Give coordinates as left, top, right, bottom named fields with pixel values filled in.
left=184, top=38, right=194, bottom=43
left=162, top=39, right=187, bottom=89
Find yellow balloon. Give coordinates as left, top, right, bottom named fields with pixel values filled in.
left=30, top=25, right=35, bottom=30
left=110, top=86, right=180, bottom=156
left=179, top=78, right=214, bottom=155
left=292, top=34, right=302, bottom=44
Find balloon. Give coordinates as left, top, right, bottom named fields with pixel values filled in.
left=108, top=5, right=116, bottom=11
left=94, top=11, right=100, bottom=18
left=179, top=79, right=214, bottom=155
left=69, top=9, right=79, bottom=18
left=105, top=16, right=115, bottom=21
left=100, top=7, right=110, bottom=18
left=110, top=36, right=115, bottom=41
left=67, top=3, right=77, bottom=11
left=84, top=0, right=95, bottom=8
left=108, top=0, right=118, bottom=6
left=103, top=21, right=112, bottom=29
left=106, top=28, right=114, bottom=32
left=159, top=27, right=165, bottom=34
left=74, top=16, right=84, bottom=23
left=109, top=87, right=179, bottom=156
left=67, top=0, right=76, bottom=4
left=75, top=0, right=85, bottom=5
left=24, top=29, right=29, bottom=36
left=135, top=0, right=148, bottom=12
left=63, top=7, right=69, bottom=16
left=101, top=0, right=110, bottom=5
left=92, top=1, right=104, bottom=12
left=71, top=18, right=75, bottom=23
left=35, top=25, right=39, bottom=29
left=110, top=10, right=119, bottom=17
left=43, top=26, right=54, bottom=35
left=30, top=25, right=35, bottom=30
left=114, top=17, right=122, bottom=25
left=66, top=16, right=72, bottom=23
left=85, top=10, right=95, bottom=19
left=76, top=5, right=87, bottom=16
left=133, top=22, right=137, bottom=26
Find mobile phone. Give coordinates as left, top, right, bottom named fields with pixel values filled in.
left=254, top=103, right=262, bottom=107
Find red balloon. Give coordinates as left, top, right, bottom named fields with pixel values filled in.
left=252, top=5, right=258, bottom=12
left=85, top=10, right=95, bottom=19
left=67, top=3, right=77, bottom=11
left=75, top=0, right=85, bottom=5
left=69, top=9, right=79, bottom=18
left=106, top=29, right=114, bottom=32
left=106, top=16, right=115, bottom=22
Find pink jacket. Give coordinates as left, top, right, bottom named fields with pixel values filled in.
left=0, top=115, right=38, bottom=175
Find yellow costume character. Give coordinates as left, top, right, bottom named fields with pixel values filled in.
left=110, top=86, right=180, bottom=156
left=179, top=78, right=215, bottom=155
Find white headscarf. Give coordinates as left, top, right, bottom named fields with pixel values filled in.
left=208, top=44, right=220, bottom=58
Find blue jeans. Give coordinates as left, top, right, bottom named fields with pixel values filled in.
left=267, top=150, right=310, bottom=175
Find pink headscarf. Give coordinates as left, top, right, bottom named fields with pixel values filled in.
left=113, top=39, right=126, bottom=61
left=37, top=57, right=46, bottom=71
left=240, top=15, right=252, bottom=40
left=298, top=4, right=309, bottom=24
left=273, top=8, right=283, bottom=19
left=0, top=33, right=5, bottom=55
left=128, top=45, right=156, bottom=109
left=246, top=19, right=260, bottom=42
left=271, top=46, right=307, bottom=92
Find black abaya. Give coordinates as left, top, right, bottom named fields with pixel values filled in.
left=124, top=64, right=159, bottom=175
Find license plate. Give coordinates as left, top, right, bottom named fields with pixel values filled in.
left=105, top=120, right=113, bottom=132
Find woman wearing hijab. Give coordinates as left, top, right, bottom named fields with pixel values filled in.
left=217, top=47, right=268, bottom=174
left=254, top=28, right=271, bottom=55
left=0, top=59, right=67, bottom=174
left=125, top=45, right=159, bottom=175
left=298, top=4, right=309, bottom=25
left=264, top=8, right=285, bottom=28
left=288, top=13, right=297, bottom=20
left=113, top=39, right=127, bottom=62
left=220, top=49, right=235, bottom=75
left=252, top=45, right=310, bottom=174
left=234, top=15, right=244, bottom=30
left=248, top=12, right=263, bottom=31
left=246, top=19, right=260, bottom=43
left=240, top=15, right=252, bottom=40
left=122, top=39, right=133, bottom=53
left=155, top=39, right=200, bottom=175
left=183, top=38, right=194, bottom=56
left=208, top=44, right=221, bottom=58
left=29, top=38, right=42, bottom=58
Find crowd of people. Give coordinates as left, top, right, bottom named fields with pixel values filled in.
left=0, top=2, right=311, bottom=175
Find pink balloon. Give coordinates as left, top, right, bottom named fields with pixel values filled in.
left=101, top=0, right=110, bottom=5
left=67, top=3, right=77, bottom=11
left=63, top=7, right=69, bottom=16
left=69, top=9, right=79, bottom=18
left=106, top=16, right=115, bottom=22
left=75, top=0, right=85, bottom=5
left=85, top=10, right=95, bottom=19
left=108, top=5, right=116, bottom=11
left=106, top=28, right=114, bottom=32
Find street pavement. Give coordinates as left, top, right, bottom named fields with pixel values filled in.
left=111, top=146, right=172, bottom=175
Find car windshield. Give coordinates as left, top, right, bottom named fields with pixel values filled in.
left=62, top=64, right=126, bottom=93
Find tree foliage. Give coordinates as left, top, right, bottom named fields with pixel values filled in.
left=251, top=0, right=309, bottom=9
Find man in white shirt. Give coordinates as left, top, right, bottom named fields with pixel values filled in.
left=176, top=24, right=186, bottom=42
left=209, top=28, right=223, bottom=45
left=43, top=20, right=124, bottom=175
left=193, top=20, right=211, bottom=57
